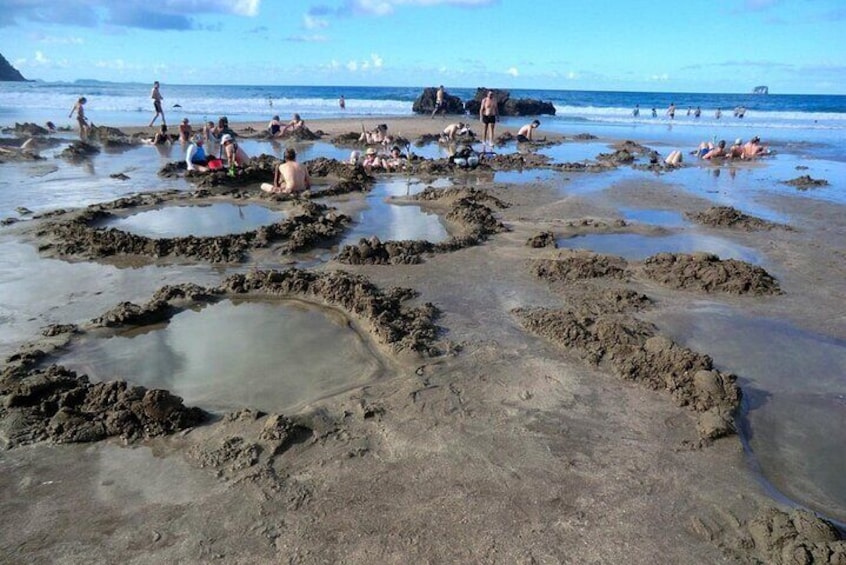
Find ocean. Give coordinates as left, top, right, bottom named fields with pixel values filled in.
left=1, top=81, right=844, bottom=159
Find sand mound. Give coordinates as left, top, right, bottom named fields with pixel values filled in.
left=686, top=206, right=788, bottom=231
left=532, top=250, right=628, bottom=281
left=640, top=253, right=781, bottom=295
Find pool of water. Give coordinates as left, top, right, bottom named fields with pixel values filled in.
left=95, top=203, right=287, bottom=238
left=338, top=178, right=450, bottom=246
left=57, top=299, right=385, bottom=414
left=494, top=168, right=561, bottom=184
left=538, top=142, right=611, bottom=164
left=619, top=207, right=689, bottom=228
left=655, top=305, right=846, bottom=524
left=557, top=231, right=761, bottom=263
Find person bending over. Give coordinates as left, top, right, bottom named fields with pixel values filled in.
left=220, top=134, right=249, bottom=168
left=516, top=120, right=541, bottom=143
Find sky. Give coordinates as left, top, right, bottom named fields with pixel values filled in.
left=1, top=0, right=844, bottom=94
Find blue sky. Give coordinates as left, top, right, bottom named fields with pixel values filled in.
left=2, top=0, right=844, bottom=94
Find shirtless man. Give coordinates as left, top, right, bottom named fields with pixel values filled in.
left=442, top=122, right=468, bottom=141
left=267, top=148, right=311, bottom=194
left=702, top=140, right=726, bottom=160
left=431, top=85, right=445, bottom=118
left=516, top=120, right=540, bottom=143
left=149, top=81, right=165, bottom=127
left=742, top=136, right=766, bottom=159
left=479, top=91, right=498, bottom=147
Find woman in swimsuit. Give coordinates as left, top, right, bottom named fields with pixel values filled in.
left=68, top=97, right=89, bottom=140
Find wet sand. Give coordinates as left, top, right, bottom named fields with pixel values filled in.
left=1, top=116, right=845, bottom=563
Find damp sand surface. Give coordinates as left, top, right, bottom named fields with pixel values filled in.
left=2, top=116, right=846, bottom=563
left=57, top=299, right=386, bottom=414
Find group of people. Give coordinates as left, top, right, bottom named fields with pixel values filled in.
left=633, top=103, right=746, bottom=120
left=664, top=135, right=768, bottom=166
left=349, top=145, right=407, bottom=173
left=267, top=113, right=306, bottom=137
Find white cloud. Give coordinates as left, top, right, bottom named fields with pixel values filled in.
left=34, top=51, right=49, bottom=64
left=346, top=60, right=359, bottom=71
left=567, top=71, right=578, bottom=80
left=228, top=0, right=260, bottom=16
left=506, top=67, right=519, bottom=77
left=346, top=0, right=497, bottom=16
left=370, top=53, right=383, bottom=68
left=649, top=73, right=669, bottom=81
left=304, top=14, right=328, bottom=29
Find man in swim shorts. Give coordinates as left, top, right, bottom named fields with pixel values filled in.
left=516, top=120, right=540, bottom=143
left=480, top=91, right=498, bottom=147
left=149, top=81, right=165, bottom=127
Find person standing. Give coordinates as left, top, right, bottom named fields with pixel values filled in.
left=667, top=102, right=676, bottom=119
left=68, top=96, right=89, bottom=140
left=632, top=104, right=640, bottom=117
left=339, top=95, right=346, bottom=110
left=479, top=91, right=498, bottom=147
left=149, top=81, right=165, bottom=127
left=431, top=85, right=446, bottom=119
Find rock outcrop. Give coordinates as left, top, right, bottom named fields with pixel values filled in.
left=412, top=87, right=464, bottom=115
left=464, top=88, right=556, bottom=117
left=0, top=53, right=27, bottom=82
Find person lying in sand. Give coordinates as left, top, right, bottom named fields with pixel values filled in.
left=262, top=147, right=310, bottom=194
left=742, top=136, right=768, bottom=159
left=702, top=140, right=726, bottom=160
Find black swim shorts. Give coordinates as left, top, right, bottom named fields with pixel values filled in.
left=482, top=115, right=496, bottom=125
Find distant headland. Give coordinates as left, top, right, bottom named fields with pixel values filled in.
left=0, top=53, right=28, bottom=82
left=752, top=85, right=769, bottom=95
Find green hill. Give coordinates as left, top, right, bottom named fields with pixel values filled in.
left=0, top=53, right=27, bottom=81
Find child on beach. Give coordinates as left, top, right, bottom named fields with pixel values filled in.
left=516, top=120, right=541, bottom=143
left=185, top=134, right=209, bottom=171
left=178, top=118, right=192, bottom=143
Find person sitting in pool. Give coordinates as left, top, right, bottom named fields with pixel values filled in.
left=151, top=124, right=170, bottom=145
left=268, top=115, right=284, bottom=137
left=263, top=147, right=310, bottom=194
left=384, top=145, right=407, bottom=172
left=186, top=134, right=209, bottom=171
left=178, top=118, right=192, bottom=143
left=281, top=113, right=306, bottom=136
left=219, top=134, right=249, bottom=168
left=361, top=147, right=387, bottom=172
left=742, top=136, right=767, bottom=159
left=359, top=123, right=390, bottom=145
left=516, top=120, right=541, bottom=143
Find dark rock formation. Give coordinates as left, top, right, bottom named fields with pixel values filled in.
left=0, top=53, right=27, bottom=81
left=464, top=88, right=555, bottom=117
left=412, top=87, right=464, bottom=115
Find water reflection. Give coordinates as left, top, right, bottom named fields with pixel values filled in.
left=97, top=203, right=286, bottom=238
left=58, top=299, right=384, bottom=413
left=339, top=178, right=450, bottom=245
left=557, top=232, right=761, bottom=263
left=619, top=207, right=688, bottom=228
left=494, top=168, right=561, bottom=184
left=656, top=306, right=846, bottom=522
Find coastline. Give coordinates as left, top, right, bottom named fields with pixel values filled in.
left=0, top=112, right=845, bottom=562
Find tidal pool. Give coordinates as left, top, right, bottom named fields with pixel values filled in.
left=494, top=168, right=561, bottom=184
left=655, top=305, right=846, bottom=524
left=619, top=207, right=689, bottom=228
left=538, top=142, right=610, bottom=164
left=95, top=203, right=286, bottom=238
left=339, top=178, right=450, bottom=246
left=57, top=299, right=385, bottom=414
left=557, top=231, right=761, bottom=263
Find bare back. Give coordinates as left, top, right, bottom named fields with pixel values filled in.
left=277, top=161, right=310, bottom=193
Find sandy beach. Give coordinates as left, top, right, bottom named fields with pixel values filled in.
left=1, top=114, right=845, bottom=563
